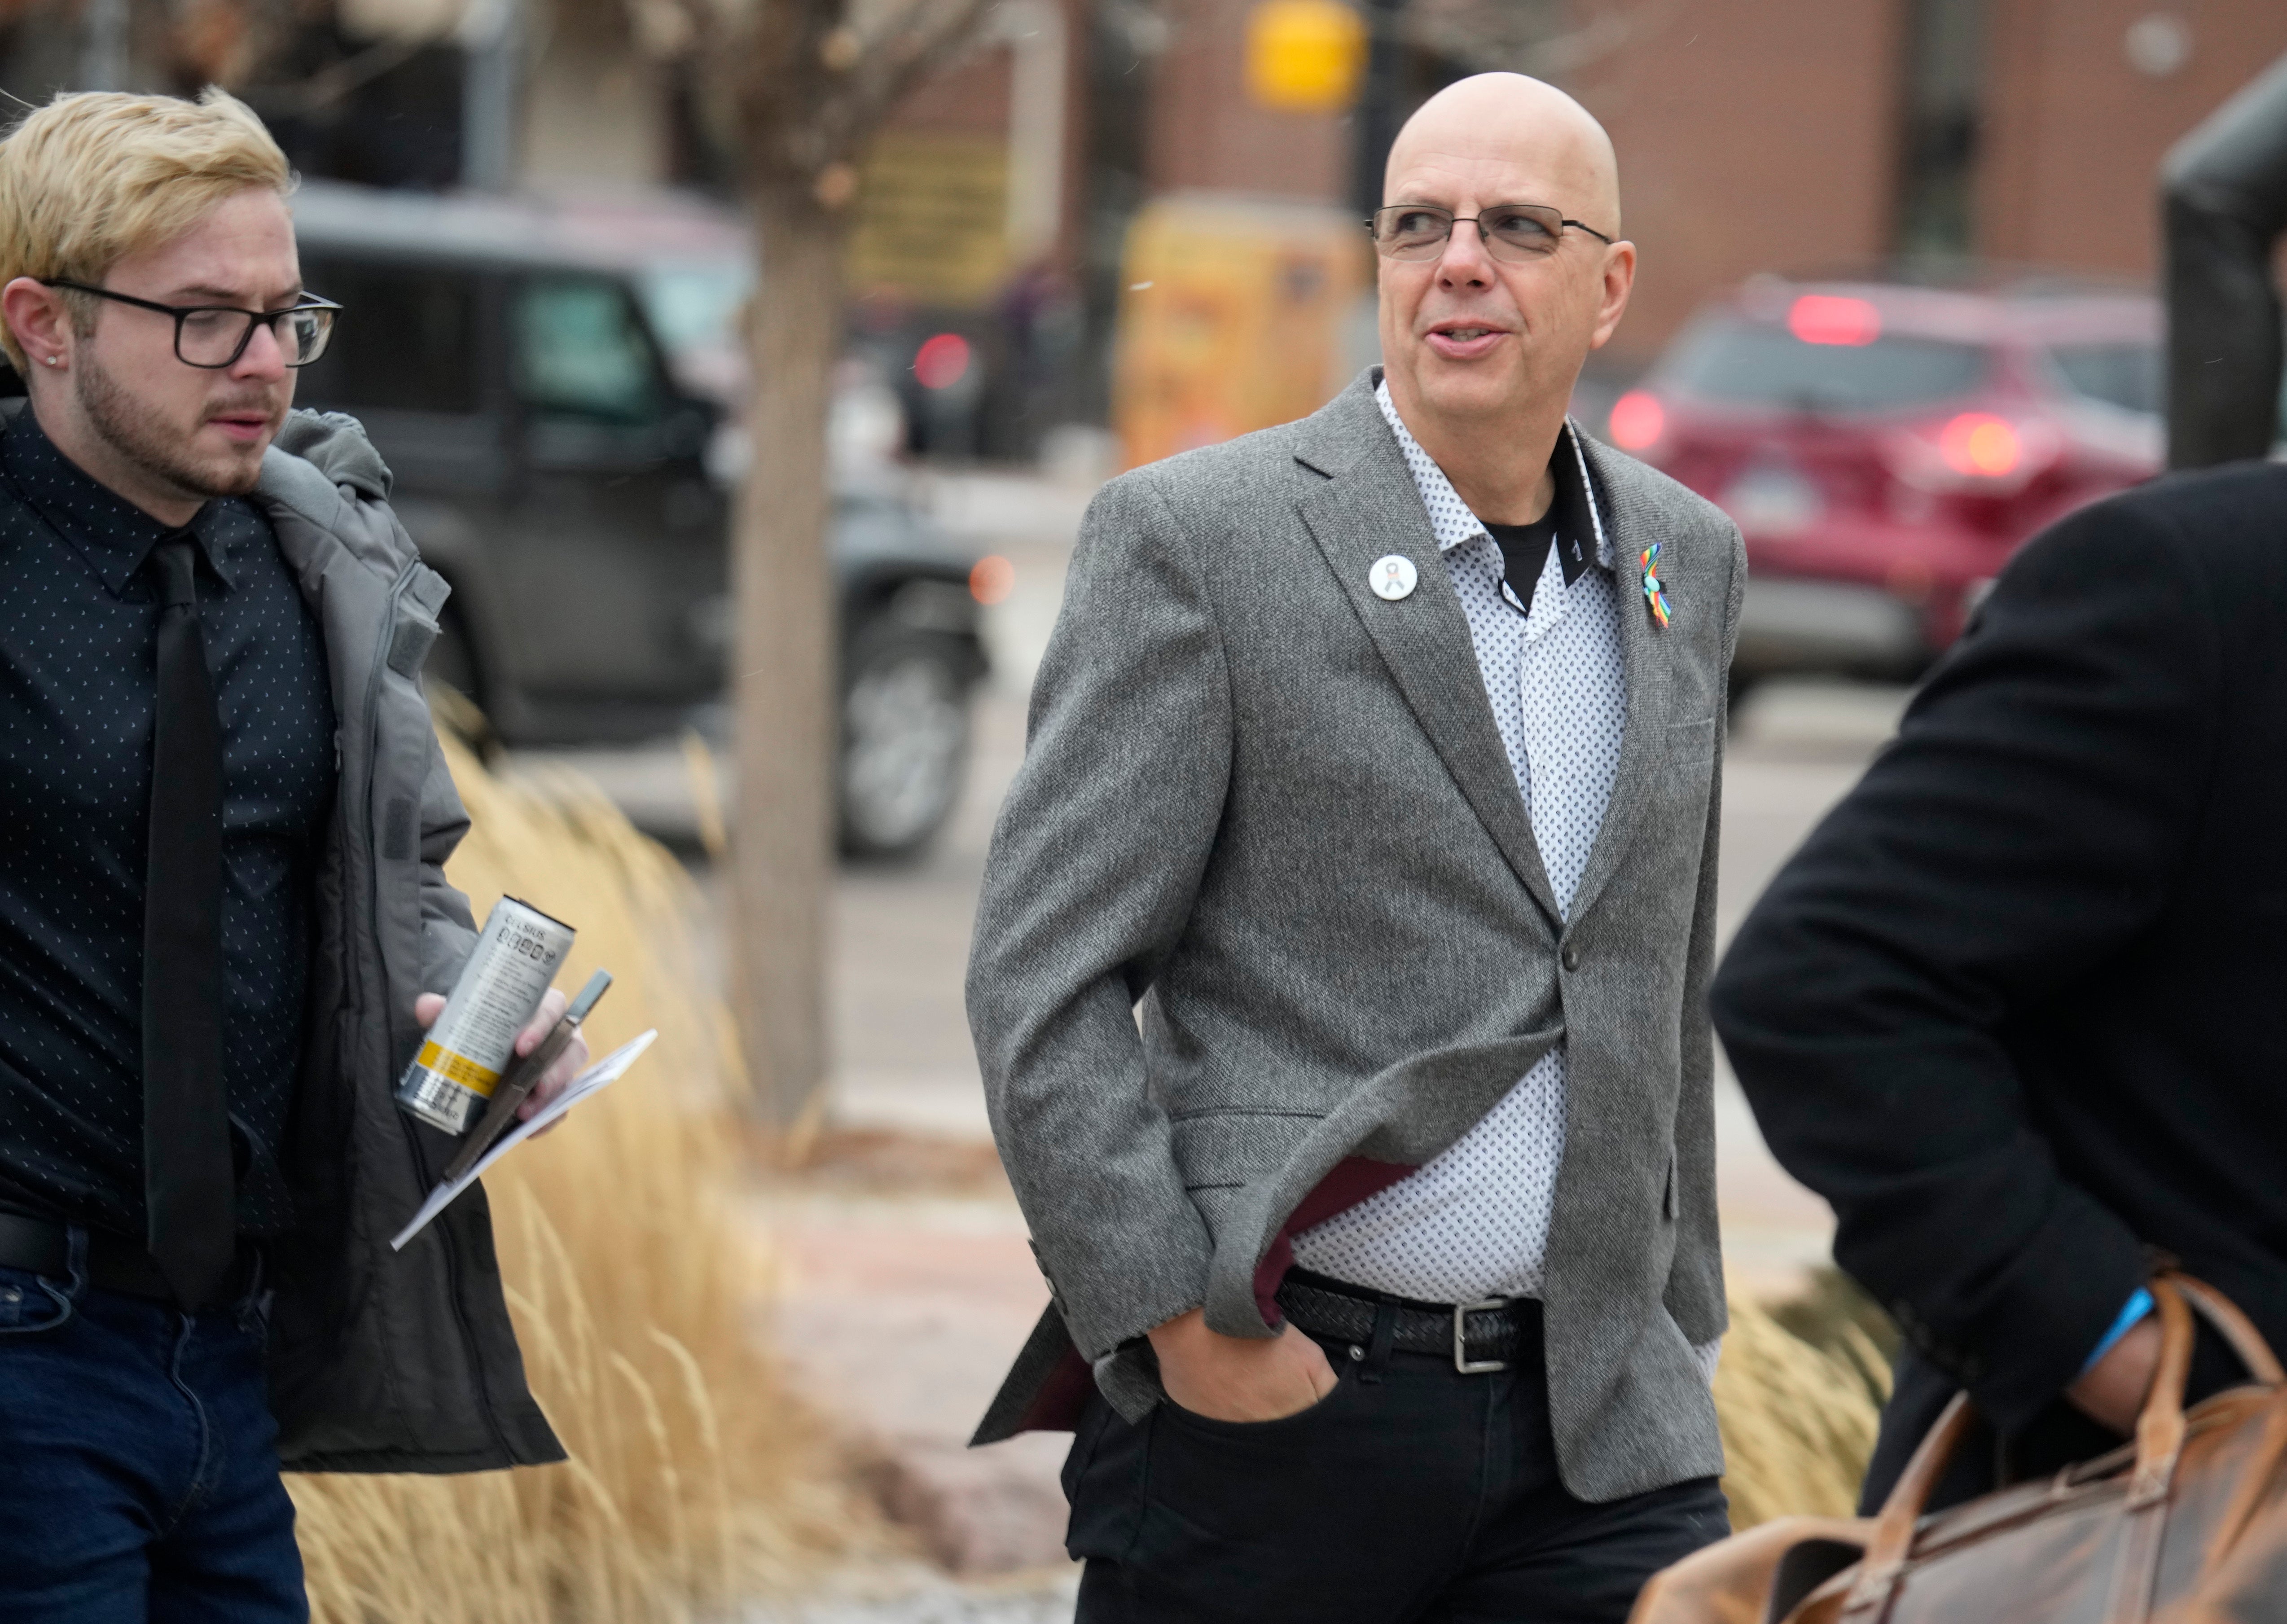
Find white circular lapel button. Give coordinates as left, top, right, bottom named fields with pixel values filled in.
left=1370, top=554, right=1418, bottom=601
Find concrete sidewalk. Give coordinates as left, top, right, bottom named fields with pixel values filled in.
left=746, top=1567, right=1080, bottom=1623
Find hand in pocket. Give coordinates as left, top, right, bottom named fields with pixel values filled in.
left=1149, top=1309, right=1338, bottom=1422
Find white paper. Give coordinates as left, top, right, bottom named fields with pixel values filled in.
left=390, top=1029, right=658, bottom=1251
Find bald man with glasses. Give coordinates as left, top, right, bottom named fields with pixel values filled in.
left=966, top=73, right=1747, bottom=1622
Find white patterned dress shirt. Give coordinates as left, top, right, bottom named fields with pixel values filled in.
left=1291, top=382, right=1721, bottom=1382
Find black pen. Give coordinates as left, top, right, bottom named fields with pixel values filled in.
left=440, top=969, right=613, bottom=1183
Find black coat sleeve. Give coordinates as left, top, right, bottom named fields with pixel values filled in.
left=1710, top=493, right=2223, bottom=1434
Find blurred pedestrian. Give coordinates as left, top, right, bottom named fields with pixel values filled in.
left=1711, top=462, right=2287, bottom=1508
left=0, top=89, right=586, bottom=1619
left=967, top=73, right=1745, bottom=1622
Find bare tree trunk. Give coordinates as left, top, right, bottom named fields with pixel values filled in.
left=705, top=0, right=994, bottom=1132
left=732, top=182, right=849, bottom=1130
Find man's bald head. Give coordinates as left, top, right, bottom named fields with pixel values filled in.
left=1384, top=73, right=1620, bottom=235
left=1374, top=72, right=1636, bottom=513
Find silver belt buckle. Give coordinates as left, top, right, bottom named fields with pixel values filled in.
left=1453, top=1299, right=1508, bottom=1374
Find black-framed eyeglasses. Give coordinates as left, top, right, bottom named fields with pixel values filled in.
left=38, top=279, right=341, bottom=368
left=1366, top=203, right=1615, bottom=264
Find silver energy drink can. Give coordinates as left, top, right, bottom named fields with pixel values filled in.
left=394, top=897, right=576, bottom=1134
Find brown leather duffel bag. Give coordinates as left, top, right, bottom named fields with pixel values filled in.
left=1630, top=1274, right=2287, bottom=1624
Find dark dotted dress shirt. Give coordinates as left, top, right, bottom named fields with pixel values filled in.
left=0, top=406, right=336, bottom=1239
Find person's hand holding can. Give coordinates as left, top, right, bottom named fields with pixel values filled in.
left=412, top=988, right=590, bottom=1139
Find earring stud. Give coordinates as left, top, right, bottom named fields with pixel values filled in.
left=44, top=356, right=59, bottom=367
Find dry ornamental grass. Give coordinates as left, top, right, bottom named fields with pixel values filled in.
left=1714, top=1291, right=1893, bottom=1529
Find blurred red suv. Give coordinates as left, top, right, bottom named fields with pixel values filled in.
left=1605, top=275, right=2161, bottom=689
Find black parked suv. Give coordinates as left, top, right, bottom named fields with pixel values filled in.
left=285, top=181, right=988, bottom=858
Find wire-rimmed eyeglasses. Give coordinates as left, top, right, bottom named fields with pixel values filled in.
left=1365, top=203, right=1615, bottom=264
left=38, top=279, right=342, bottom=369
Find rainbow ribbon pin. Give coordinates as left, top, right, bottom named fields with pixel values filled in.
left=1639, top=542, right=1672, bottom=628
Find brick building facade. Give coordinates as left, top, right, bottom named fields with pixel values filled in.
left=1572, top=0, right=2287, bottom=367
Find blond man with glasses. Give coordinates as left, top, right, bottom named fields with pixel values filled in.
left=967, top=74, right=1745, bottom=1621
left=0, top=90, right=586, bottom=1620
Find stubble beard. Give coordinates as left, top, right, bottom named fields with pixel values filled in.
left=75, top=347, right=274, bottom=505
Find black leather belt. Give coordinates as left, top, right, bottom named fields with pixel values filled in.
left=1277, top=1268, right=1541, bottom=1374
left=0, top=1209, right=257, bottom=1307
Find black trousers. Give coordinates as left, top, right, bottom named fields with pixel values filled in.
left=1062, top=1321, right=1729, bottom=1624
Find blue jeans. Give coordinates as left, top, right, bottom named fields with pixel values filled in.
left=0, top=1236, right=307, bottom=1622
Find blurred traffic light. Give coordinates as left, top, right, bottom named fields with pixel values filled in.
left=1246, top=0, right=1367, bottom=114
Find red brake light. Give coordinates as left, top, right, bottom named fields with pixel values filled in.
left=1787, top=294, right=1882, bottom=347
left=969, top=554, right=1015, bottom=605
left=1884, top=411, right=2059, bottom=495
left=1939, top=413, right=2022, bottom=478
left=914, top=332, right=971, bottom=390
left=1608, top=390, right=1665, bottom=452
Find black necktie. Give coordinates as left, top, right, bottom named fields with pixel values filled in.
left=143, top=537, right=234, bottom=1307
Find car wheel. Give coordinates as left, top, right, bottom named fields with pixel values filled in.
left=838, top=627, right=972, bottom=860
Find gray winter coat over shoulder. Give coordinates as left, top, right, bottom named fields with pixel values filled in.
left=249, top=408, right=559, bottom=1472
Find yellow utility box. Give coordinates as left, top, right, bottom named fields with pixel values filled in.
left=1112, top=193, right=1371, bottom=471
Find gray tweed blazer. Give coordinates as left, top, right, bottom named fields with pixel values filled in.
left=965, top=369, right=1746, bottom=1501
